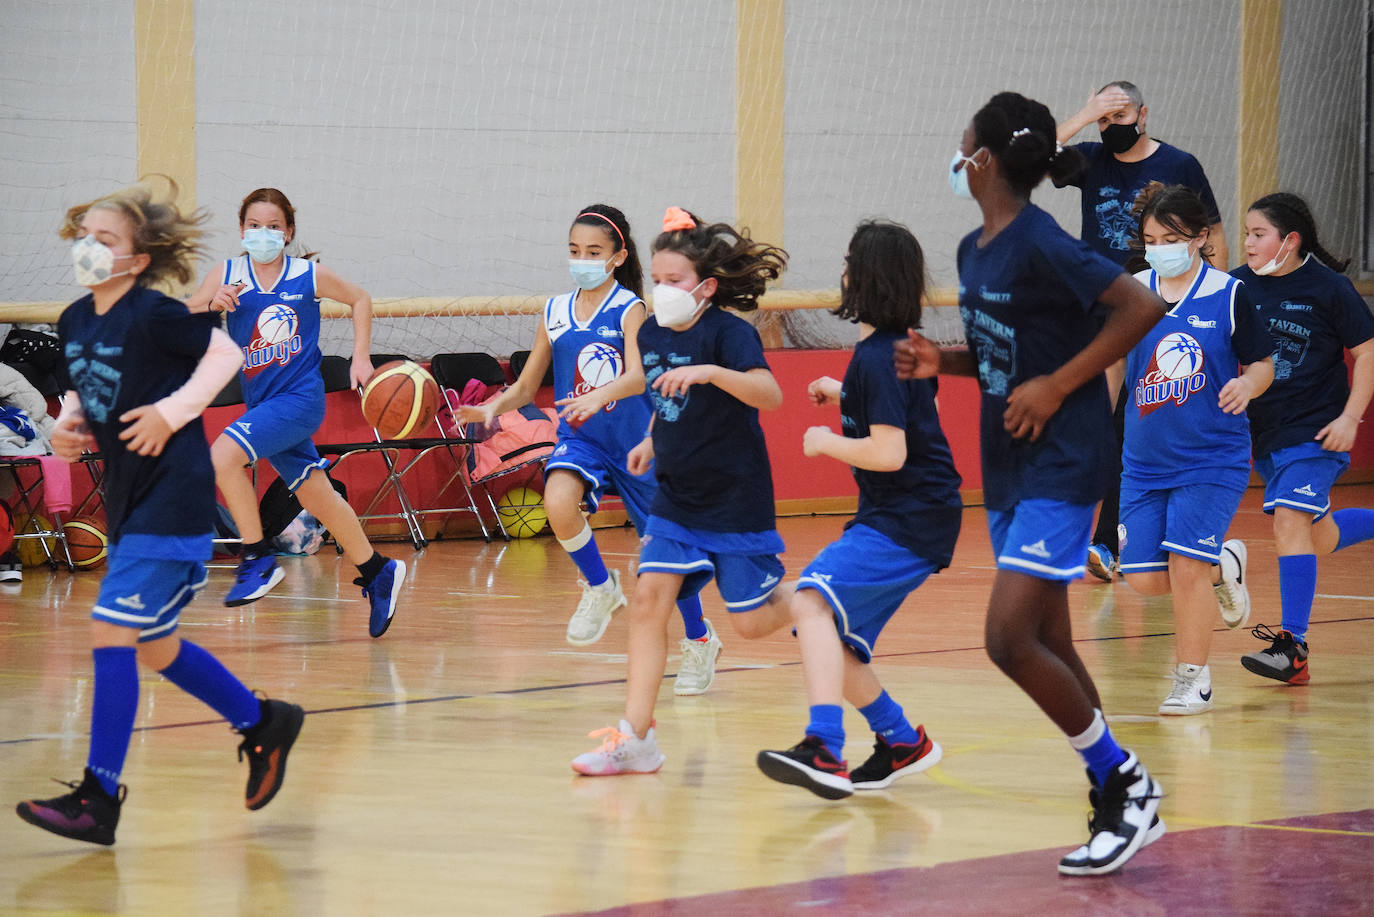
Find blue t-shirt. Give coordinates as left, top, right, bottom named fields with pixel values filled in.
left=638, top=306, right=775, bottom=533
left=58, top=286, right=218, bottom=557
left=1233, top=256, right=1374, bottom=459
left=221, top=255, right=323, bottom=406
left=544, top=283, right=653, bottom=459
left=956, top=204, right=1125, bottom=511
left=1123, top=265, right=1272, bottom=486
left=842, top=331, right=962, bottom=567
left=1060, top=141, right=1221, bottom=266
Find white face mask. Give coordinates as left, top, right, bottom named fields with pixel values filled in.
left=651, top=279, right=707, bottom=329
left=1254, top=234, right=1295, bottom=276
left=242, top=227, right=287, bottom=264
left=71, top=236, right=134, bottom=287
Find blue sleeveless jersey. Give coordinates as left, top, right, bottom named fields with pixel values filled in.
left=545, top=284, right=652, bottom=458
left=221, top=255, right=322, bottom=406
left=1123, top=264, right=1271, bottom=486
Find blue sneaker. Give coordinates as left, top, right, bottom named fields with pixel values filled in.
left=1086, top=544, right=1116, bottom=583
left=357, top=558, right=405, bottom=638
left=225, top=553, right=285, bottom=606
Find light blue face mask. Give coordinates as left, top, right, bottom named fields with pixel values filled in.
left=568, top=258, right=614, bottom=291
left=948, top=148, right=983, bottom=199
left=242, top=227, right=286, bottom=264
left=1144, top=241, right=1196, bottom=278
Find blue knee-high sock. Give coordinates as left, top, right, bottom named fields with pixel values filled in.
left=857, top=690, right=920, bottom=745
left=677, top=595, right=707, bottom=640
left=1278, top=554, right=1318, bottom=643
left=1333, top=508, right=1374, bottom=552
left=158, top=640, right=261, bottom=730
left=805, top=704, right=846, bottom=761
left=88, top=646, right=139, bottom=795
left=560, top=529, right=609, bottom=587
left=1068, top=709, right=1128, bottom=786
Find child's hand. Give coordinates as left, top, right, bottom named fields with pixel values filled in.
left=627, top=436, right=654, bottom=476
left=350, top=354, right=375, bottom=390
left=1216, top=376, right=1256, bottom=416
left=652, top=365, right=715, bottom=398
left=50, top=414, right=94, bottom=462
left=1004, top=374, right=1067, bottom=441
left=118, top=405, right=174, bottom=456
left=807, top=376, right=841, bottom=406
left=211, top=282, right=246, bottom=313
left=556, top=390, right=607, bottom=428
left=1316, top=413, right=1360, bottom=453
left=893, top=330, right=940, bottom=379
left=802, top=425, right=834, bottom=457
left=455, top=403, right=496, bottom=425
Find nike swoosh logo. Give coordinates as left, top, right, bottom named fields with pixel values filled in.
left=890, top=743, right=927, bottom=769
left=1200, top=690, right=1212, bottom=701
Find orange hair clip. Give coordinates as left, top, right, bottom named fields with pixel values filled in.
left=662, top=207, right=696, bottom=232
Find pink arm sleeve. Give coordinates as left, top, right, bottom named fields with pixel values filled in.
left=56, top=390, right=84, bottom=425
left=152, top=327, right=244, bottom=432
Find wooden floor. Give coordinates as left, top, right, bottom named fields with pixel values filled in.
left=3, top=486, right=1373, bottom=916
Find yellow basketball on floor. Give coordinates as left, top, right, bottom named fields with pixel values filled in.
left=13, top=513, right=57, bottom=567
left=496, top=487, right=547, bottom=538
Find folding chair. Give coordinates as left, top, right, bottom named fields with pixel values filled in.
left=509, top=349, right=554, bottom=387
left=0, top=455, right=74, bottom=570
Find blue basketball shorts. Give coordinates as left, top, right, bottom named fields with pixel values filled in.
left=987, top=499, right=1095, bottom=582
left=1256, top=441, right=1349, bottom=521
left=796, top=524, right=939, bottom=663
left=1119, top=480, right=1245, bottom=571
left=545, top=436, right=656, bottom=533
left=223, top=391, right=329, bottom=492
left=93, top=545, right=208, bottom=642
left=638, top=516, right=785, bottom=612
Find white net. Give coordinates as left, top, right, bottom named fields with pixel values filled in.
left=2, top=1, right=1366, bottom=357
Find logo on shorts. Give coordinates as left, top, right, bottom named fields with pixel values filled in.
left=1294, top=484, right=1317, bottom=497
left=809, top=573, right=833, bottom=583
left=115, top=594, right=146, bottom=611
left=1198, top=534, right=1218, bottom=548
left=237, top=422, right=252, bottom=434
left=1020, top=540, right=1051, bottom=559
left=759, top=573, right=780, bottom=589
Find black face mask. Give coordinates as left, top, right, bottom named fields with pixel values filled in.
left=1100, top=121, right=1141, bottom=155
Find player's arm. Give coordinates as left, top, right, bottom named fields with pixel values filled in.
left=1218, top=356, right=1273, bottom=415
left=1056, top=85, right=1133, bottom=144
left=1317, top=337, right=1374, bottom=451
left=894, top=330, right=977, bottom=379
left=1205, top=223, right=1229, bottom=270
left=121, top=327, right=244, bottom=457
left=652, top=365, right=782, bottom=411
left=51, top=392, right=93, bottom=462
left=316, top=264, right=374, bottom=388
left=556, top=303, right=650, bottom=423
left=804, top=422, right=905, bottom=472
left=1106, top=358, right=1126, bottom=411
left=185, top=268, right=243, bottom=314
left=459, top=325, right=550, bottom=425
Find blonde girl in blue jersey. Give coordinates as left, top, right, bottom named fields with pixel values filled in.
left=1113, top=183, right=1273, bottom=716
left=572, top=207, right=796, bottom=776
left=456, top=205, right=717, bottom=692
left=16, top=180, right=303, bottom=846
left=187, top=188, right=404, bottom=639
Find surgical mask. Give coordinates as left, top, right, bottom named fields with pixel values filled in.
left=242, top=227, right=287, bottom=263
left=1144, top=241, right=1196, bottom=279
left=949, top=149, right=982, bottom=199
left=1100, top=121, right=1141, bottom=156
left=1254, top=235, right=1295, bottom=276
left=651, top=280, right=707, bottom=329
left=569, top=257, right=614, bottom=291
left=71, top=236, right=134, bottom=287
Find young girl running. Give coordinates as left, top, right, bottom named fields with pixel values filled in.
left=1233, top=192, right=1374, bottom=684
left=186, top=188, right=403, bottom=638
left=756, top=220, right=959, bottom=800
left=894, top=93, right=1170, bottom=876
left=1116, top=183, right=1274, bottom=715
left=456, top=205, right=718, bottom=692
left=16, top=181, right=303, bottom=845
left=571, top=207, right=794, bottom=775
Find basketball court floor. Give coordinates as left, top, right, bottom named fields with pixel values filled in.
left=3, top=486, right=1372, bottom=915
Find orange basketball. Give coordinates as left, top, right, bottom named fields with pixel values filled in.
left=361, top=360, right=440, bottom=439
left=62, top=516, right=108, bottom=570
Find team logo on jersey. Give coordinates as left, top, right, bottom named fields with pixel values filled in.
left=1267, top=317, right=1311, bottom=382
left=66, top=353, right=121, bottom=423
left=244, top=303, right=303, bottom=372
left=1187, top=315, right=1216, bottom=329
left=279, top=292, right=304, bottom=301
left=597, top=327, right=624, bottom=339
left=643, top=352, right=686, bottom=422
left=1135, top=332, right=1206, bottom=415
left=570, top=341, right=624, bottom=416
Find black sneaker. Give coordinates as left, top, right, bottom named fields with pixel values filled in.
left=1240, top=624, right=1310, bottom=685
left=850, top=726, right=943, bottom=790
left=237, top=698, right=305, bottom=810
left=1057, top=751, right=1163, bottom=876
left=16, top=768, right=125, bottom=846
left=756, top=736, right=853, bottom=800
left=0, top=550, right=22, bottom=583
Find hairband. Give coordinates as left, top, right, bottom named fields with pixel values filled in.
left=576, top=211, right=624, bottom=248
left=662, top=206, right=696, bottom=232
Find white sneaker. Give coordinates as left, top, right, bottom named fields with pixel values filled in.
left=1159, top=662, right=1213, bottom=715
left=1214, top=539, right=1250, bottom=629
left=571, top=719, right=666, bottom=776
left=673, top=619, right=723, bottom=696
left=565, top=569, right=626, bottom=646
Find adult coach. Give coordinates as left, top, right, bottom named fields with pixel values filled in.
left=1056, top=80, right=1228, bottom=579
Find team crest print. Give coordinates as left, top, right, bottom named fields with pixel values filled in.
left=244, top=303, right=303, bottom=372
left=571, top=341, right=623, bottom=413
left=1135, top=331, right=1206, bottom=416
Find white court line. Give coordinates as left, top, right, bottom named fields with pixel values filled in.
left=448, top=592, right=523, bottom=598
left=1316, top=594, right=1374, bottom=601
left=549, top=651, right=626, bottom=661
left=263, top=594, right=356, bottom=604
